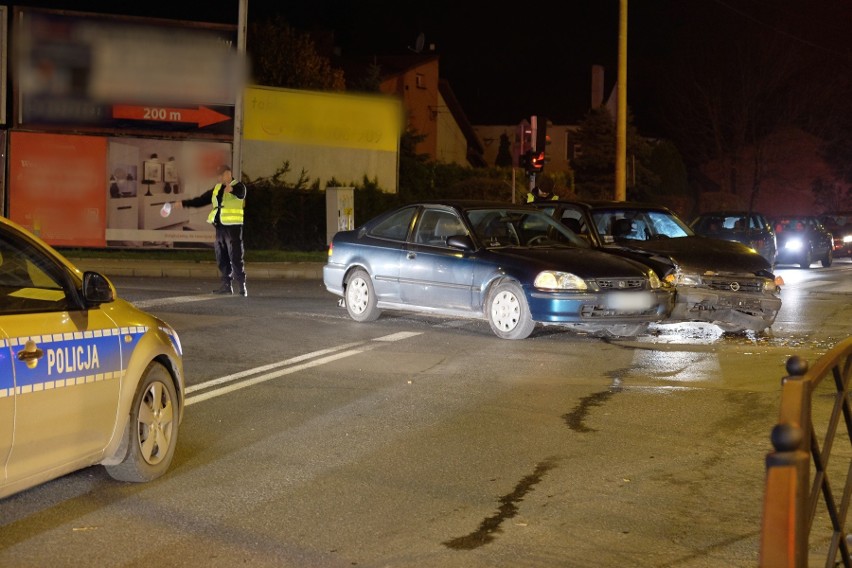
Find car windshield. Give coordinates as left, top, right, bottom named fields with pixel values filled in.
left=591, top=208, right=693, bottom=243
left=465, top=208, right=589, bottom=249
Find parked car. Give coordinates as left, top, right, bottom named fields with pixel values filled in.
left=769, top=215, right=834, bottom=268
left=1, top=215, right=185, bottom=499
left=530, top=199, right=782, bottom=333
left=324, top=201, right=675, bottom=339
left=689, top=210, right=777, bottom=266
left=818, top=212, right=852, bottom=258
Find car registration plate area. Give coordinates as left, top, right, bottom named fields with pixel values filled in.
left=606, top=291, right=653, bottom=311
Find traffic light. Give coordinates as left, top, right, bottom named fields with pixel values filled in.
left=530, top=115, right=548, bottom=174
left=519, top=150, right=533, bottom=172
left=530, top=151, right=545, bottom=173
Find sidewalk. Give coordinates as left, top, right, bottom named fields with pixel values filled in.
left=66, top=257, right=324, bottom=280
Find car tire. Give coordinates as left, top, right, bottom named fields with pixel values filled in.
left=105, top=362, right=179, bottom=483
left=800, top=248, right=812, bottom=269
left=821, top=248, right=833, bottom=267
left=345, top=268, right=381, bottom=322
left=486, top=281, right=535, bottom=340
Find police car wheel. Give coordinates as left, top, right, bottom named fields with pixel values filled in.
left=106, top=362, right=180, bottom=483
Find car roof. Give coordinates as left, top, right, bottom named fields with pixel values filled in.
left=403, top=199, right=539, bottom=210
left=694, top=210, right=767, bottom=216
left=545, top=199, right=675, bottom=212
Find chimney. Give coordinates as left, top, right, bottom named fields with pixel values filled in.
left=591, top=65, right=604, bottom=109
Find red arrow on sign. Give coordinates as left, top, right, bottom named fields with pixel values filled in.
left=112, top=105, right=231, bottom=128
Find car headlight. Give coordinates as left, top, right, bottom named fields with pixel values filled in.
left=647, top=270, right=662, bottom=289
left=762, top=278, right=780, bottom=293
left=664, top=271, right=701, bottom=287
left=534, top=271, right=588, bottom=291
left=784, top=238, right=803, bottom=251
left=843, top=235, right=852, bottom=244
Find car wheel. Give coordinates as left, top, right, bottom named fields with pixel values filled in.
left=800, top=248, right=812, bottom=269
left=821, top=247, right=833, bottom=267
left=106, top=362, right=179, bottom=483
left=486, top=281, right=535, bottom=340
left=345, top=268, right=381, bottom=322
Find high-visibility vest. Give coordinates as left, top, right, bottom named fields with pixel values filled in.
left=206, top=181, right=245, bottom=225
left=526, top=193, right=558, bottom=203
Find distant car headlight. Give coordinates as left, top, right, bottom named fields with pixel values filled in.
left=784, top=238, right=804, bottom=251
left=647, top=270, right=662, bottom=289
left=665, top=271, right=701, bottom=287
left=534, top=271, right=588, bottom=291
left=843, top=235, right=852, bottom=244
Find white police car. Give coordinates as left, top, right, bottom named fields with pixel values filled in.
left=0, top=215, right=185, bottom=498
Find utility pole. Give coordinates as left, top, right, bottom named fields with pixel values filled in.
left=233, top=0, right=248, bottom=180
left=615, top=0, right=628, bottom=201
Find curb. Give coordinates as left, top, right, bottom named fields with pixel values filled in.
left=67, top=258, right=324, bottom=280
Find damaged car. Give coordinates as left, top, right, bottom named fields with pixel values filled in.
left=324, top=201, right=675, bottom=339
left=531, top=199, right=783, bottom=333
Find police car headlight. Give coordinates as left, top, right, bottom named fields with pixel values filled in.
left=785, top=238, right=803, bottom=251
left=535, top=271, right=588, bottom=291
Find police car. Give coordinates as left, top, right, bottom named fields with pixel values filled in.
left=1, top=215, right=185, bottom=498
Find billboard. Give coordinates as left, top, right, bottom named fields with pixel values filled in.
left=7, top=131, right=231, bottom=248
left=242, top=86, right=402, bottom=191
left=12, top=7, right=240, bottom=138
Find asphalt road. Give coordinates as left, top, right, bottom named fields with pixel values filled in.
left=1, top=260, right=850, bottom=567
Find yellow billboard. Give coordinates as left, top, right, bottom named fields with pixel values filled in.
left=244, top=86, right=402, bottom=152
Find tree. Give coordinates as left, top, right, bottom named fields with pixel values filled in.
left=572, top=107, right=655, bottom=201
left=495, top=133, right=514, bottom=168
left=247, top=15, right=345, bottom=91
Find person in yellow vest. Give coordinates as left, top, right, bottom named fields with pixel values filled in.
left=175, top=164, right=248, bottom=296
left=526, top=175, right=558, bottom=203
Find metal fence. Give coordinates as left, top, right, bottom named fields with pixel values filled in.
left=760, top=336, right=852, bottom=567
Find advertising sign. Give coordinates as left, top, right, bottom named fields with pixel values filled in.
left=8, top=131, right=107, bottom=247
left=12, top=7, right=239, bottom=137
left=7, top=131, right=232, bottom=248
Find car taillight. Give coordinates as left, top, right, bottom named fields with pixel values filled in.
left=327, top=243, right=333, bottom=257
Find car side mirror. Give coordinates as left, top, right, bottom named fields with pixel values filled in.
left=82, top=271, right=115, bottom=305
left=446, top=235, right=474, bottom=251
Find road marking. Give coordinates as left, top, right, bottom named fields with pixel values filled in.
left=133, top=295, right=226, bottom=309
left=185, top=332, right=422, bottom=406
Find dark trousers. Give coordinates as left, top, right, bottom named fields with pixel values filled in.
left=214, top=224, right=246, bottom=286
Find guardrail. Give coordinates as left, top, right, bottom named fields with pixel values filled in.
left=760, top=336, right=852, bottom=567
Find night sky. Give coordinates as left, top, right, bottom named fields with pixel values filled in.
left=8, top=0, right=852, bottom=135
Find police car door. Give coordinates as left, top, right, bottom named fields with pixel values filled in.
left=0, top=230, right=122, bottom=488
left=0, top=325, right=12, bottom=487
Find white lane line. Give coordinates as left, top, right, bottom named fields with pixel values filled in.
left=134, top=295, right=224, bottom=309
left=185, top=341, right=366, bottom=394
left=185, top=332, right=422, bottom=405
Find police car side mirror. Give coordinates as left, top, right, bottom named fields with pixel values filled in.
left=82, top=271, right=115, bottom=305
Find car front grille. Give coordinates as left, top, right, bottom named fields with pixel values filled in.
left=702, top=276, right=764, bottom=293
left=593, top=278, right=645, bottom=290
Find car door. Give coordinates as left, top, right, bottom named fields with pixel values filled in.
left=0, top=325, right=13, bottom=486
left=399, top=208, right=475, bottom=311
left=0, top=228, right=122, bottom=489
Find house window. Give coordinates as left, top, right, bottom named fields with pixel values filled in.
left=415, top=73, right=426, bottom=89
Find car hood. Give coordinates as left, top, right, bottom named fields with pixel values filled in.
left=605, top=236, right=771, bottom=274
left=489, top=246, right=654, bottom=279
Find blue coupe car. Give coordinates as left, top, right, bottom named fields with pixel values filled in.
left=323, top=201, right=675, bottom=339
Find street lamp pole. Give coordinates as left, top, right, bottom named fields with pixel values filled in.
left=615, top=0, right=628, bottom=201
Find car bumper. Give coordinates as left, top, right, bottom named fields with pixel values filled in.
left=528, top=289, right=674, bottom=323
left=669, top=287, right=782, bottom=331
left=323, top=263, right=345, bottom=296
